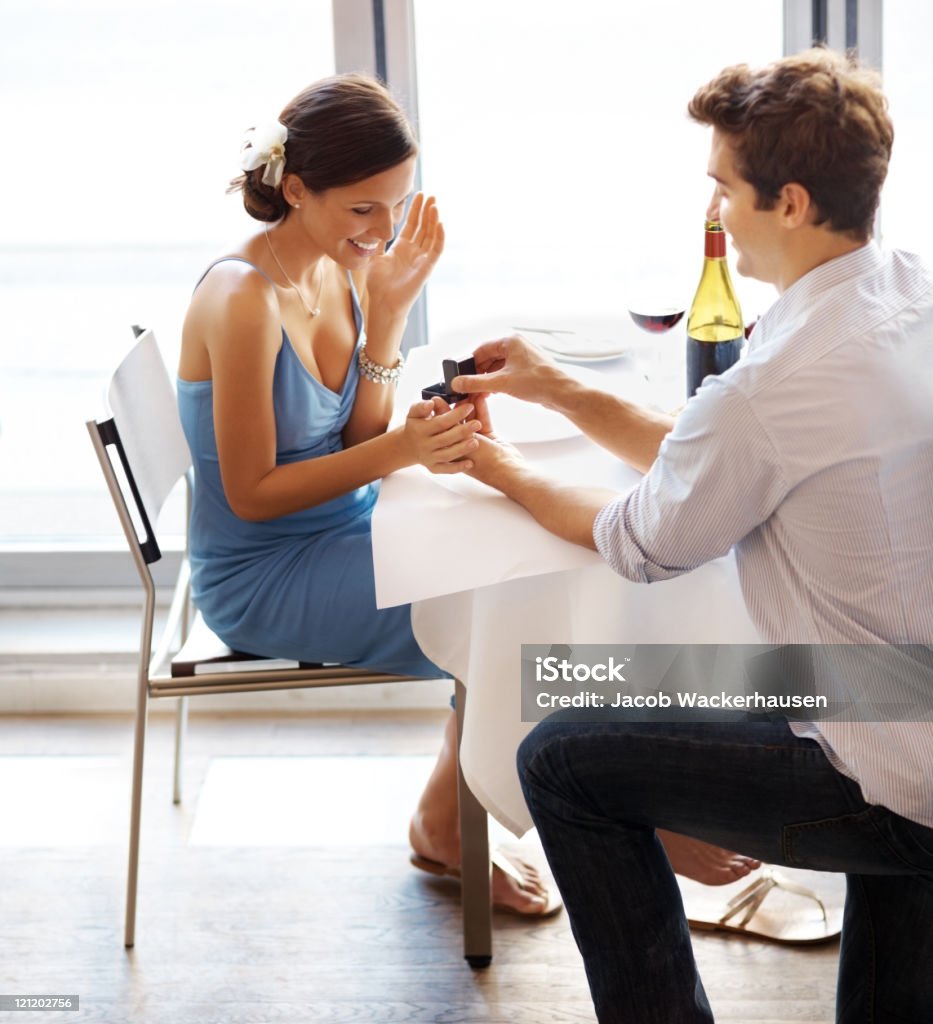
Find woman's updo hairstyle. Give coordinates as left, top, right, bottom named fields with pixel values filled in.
left=229, top=73, right=418, bottom=223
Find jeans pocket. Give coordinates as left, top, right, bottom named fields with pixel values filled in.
left=783, top=806, right=900, bottom=873
left=876, top=812, right=933, bottom=874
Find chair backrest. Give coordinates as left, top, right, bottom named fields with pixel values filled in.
left=87, top=328, right=192, bottom=566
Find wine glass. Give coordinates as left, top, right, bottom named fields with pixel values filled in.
left=627, top=301, right=686, bottom=392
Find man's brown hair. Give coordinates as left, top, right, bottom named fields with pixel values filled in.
left=688, top=48, right=893, bottom=241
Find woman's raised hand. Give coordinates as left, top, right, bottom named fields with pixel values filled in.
left=402, top=396, right=482, bottom=474
left=365, top=193, right=445, bottom=317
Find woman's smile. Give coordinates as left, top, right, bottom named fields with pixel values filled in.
left=348, top=238, right=381, bottom=255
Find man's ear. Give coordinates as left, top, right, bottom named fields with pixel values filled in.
left=777, top=182, right=814, bottom=229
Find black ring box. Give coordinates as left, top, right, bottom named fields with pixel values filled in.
left=421, top=357, right=476, bottom=403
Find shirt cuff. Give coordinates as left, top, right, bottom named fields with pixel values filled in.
left=593, top=494, right=629, bottom=574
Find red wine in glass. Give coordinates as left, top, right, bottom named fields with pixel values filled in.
left=628, top=307, right=686, bottom=333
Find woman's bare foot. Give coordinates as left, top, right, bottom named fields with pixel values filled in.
left=409, top=844, right=558, bottom=916
left=658, top=829, right=761, bottom=885
left=409, top=710, right=558, bottom=916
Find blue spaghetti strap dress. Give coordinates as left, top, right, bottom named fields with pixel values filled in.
left=176, top=257, right=445, bottom=678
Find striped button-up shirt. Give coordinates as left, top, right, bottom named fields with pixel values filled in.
left=594, top=243, right=933, bottom=827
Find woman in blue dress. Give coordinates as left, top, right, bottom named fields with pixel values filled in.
left=176, top=73, right=564, bottom=916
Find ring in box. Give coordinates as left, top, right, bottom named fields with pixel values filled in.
left=421, top=357, right=476, bottom=403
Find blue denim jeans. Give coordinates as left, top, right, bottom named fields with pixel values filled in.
left=518, top=710, right=933, bottom=1023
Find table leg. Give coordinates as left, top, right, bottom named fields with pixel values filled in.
left=455, top=677, right=493, bottom=967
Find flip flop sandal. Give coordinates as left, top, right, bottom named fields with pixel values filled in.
left=681, top=866, right=843, bottom=945
left=409, top=848, right=563, bottom=918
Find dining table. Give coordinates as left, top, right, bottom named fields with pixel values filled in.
left=372, top=319, right=761, bottom=836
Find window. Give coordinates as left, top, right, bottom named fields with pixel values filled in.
left=0, top=0, right=335, bottom=551
left=413, top=1, right=782, bottom=344
left=880, top=0, right=933, bottom=259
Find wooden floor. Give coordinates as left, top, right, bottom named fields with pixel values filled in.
left=0, top=711, right=841, bottom=1023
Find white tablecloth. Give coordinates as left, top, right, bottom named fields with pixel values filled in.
left=373, top=337, right=760, bottom=835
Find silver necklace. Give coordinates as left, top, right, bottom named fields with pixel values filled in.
left=264, top=226, right=324, bottom=317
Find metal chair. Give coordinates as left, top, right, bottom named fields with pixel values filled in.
left=86, top=326, right=493, bottom=966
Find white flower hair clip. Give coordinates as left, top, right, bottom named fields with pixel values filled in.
left=240, top=121, right=288, bottom=188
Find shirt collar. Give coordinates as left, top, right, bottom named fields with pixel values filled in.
left=751, top=242, right=882, bottom=350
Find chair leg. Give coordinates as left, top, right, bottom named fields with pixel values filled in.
left=125, top=680, right=150, bottom=948
left=455, top=678, right=492, bottom=968
left=172, top=696, right=188, bottom=805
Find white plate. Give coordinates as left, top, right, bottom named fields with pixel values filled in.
left=514, top=327, right=630, bottom=363
left=547, top=348, right=630, bottom=365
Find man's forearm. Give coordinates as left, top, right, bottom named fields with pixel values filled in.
left=480, top=454, right=617, bottom=550
left=539, top=372, right=674, bottom=474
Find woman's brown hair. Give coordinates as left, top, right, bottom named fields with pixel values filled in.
left=229, top=73, right=418, bottom=222
left=688, top=48, right=893, bottom=241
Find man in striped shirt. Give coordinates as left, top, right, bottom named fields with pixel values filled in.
left=452, top=48, right=932, bottom=1023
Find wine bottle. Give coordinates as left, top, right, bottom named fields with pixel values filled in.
left=685, top=220, right=743, bottom=399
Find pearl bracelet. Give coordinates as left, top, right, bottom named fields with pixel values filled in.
left=357, top=343, right=405, bottom=385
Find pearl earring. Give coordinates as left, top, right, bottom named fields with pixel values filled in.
left=294, top=203, right=301, bottom=210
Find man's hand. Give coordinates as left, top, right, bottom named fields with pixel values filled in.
left=450, top=333, right=567, bottom=407
left=464, top=433, right=525, bottom=490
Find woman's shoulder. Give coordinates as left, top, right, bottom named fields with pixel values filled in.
left=182, top=238, right=284, bottom=368
left=190, top=237, right=281, bottom=321
left=194, top=235, right=276, bottom=297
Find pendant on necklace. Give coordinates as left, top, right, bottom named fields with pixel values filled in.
left=309, top=307, right=321, bottom=317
